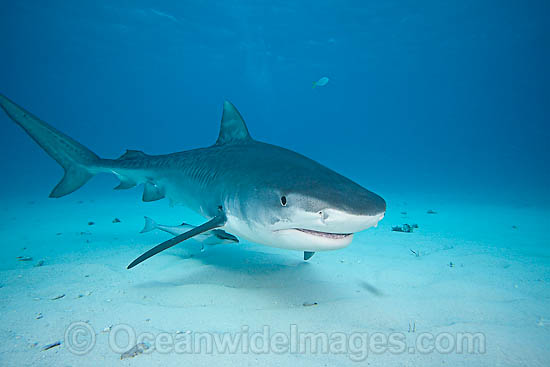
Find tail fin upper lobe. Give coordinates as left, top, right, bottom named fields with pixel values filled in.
left=0, top=94, right=100, bottom=197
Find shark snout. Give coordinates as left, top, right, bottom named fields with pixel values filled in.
left=351, top=191, right=386, bottom=217
left=316, top=189, right=386, bottom=233
left=320, top=208, right=385, bottom=233
left=371, top=193, right=386, bottom=217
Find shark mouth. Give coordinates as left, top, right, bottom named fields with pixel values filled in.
left=295, top=228, right=352, bottom=239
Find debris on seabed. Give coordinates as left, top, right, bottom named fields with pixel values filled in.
left=42, top=341, right=61, bottom=351
left=537, top=317, right=550, bottom=327
left=392, top=224, right=418, bottom=233
left=120, top=343, right=150, bottom=359
left=112, top=218, right=121, bottom=223
left=427, top=209, right=437, bottom=214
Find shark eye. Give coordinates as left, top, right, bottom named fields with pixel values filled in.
left=280, top=196, right=287, bottom=206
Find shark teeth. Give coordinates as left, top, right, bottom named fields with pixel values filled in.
left=295, top=228, right=352, bottom=239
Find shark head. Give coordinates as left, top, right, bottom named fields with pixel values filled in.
left=216, top=101, right=386, bottom=252
left=224, top=154, right=386, bottom=251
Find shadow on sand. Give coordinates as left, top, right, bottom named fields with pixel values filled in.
left=131, top=243, right=363, bottom=304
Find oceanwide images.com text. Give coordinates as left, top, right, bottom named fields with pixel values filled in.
left=65, top=322, right=486, bottom=361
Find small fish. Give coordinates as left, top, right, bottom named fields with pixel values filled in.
left=312, top=76, right=329, bottom=88
left=140, top=217, right=239, bottom=249
left=303, top=302, right=318, bottom=307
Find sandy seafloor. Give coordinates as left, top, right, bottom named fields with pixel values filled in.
left=0, top=185, right=549, bottom=366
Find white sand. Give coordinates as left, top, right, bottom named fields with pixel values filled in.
left=0, top=188, right=549, bottom=366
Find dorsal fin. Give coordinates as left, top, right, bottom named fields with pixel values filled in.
left=117, top=149, right=148, bottom=160
left=215, top=101, right=252, bottom=145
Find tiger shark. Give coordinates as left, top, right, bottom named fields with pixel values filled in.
left=0, top=94, right=386, bottom=268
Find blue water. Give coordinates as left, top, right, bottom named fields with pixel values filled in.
left=1, top=1, right=548, bottom=204
left=0, top=1, right=549, bottom=366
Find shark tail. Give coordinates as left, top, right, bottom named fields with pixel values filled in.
left=140, top=216, right=158, bottom=233
left=0, top=94, right=101, bottom=198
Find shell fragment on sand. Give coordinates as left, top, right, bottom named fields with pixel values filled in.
left=42, top=341, right=61, bottom=351
left=121, top=343, right=150, bottom=359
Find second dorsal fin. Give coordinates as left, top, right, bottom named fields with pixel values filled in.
left=117, top=149, right=148, bottom=160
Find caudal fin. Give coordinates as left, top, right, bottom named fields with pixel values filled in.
left=140, top=216, right=158, bottom=233
left=0, top=94, right=100, bottom=197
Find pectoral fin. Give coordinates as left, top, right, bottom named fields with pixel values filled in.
left=142, top=182, right=164, bottom=202
left=114, top=176, right=137, bottom=190
left=304, top=251, right=315, bottom=261
left=127, top=212, right=227, bottom=269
